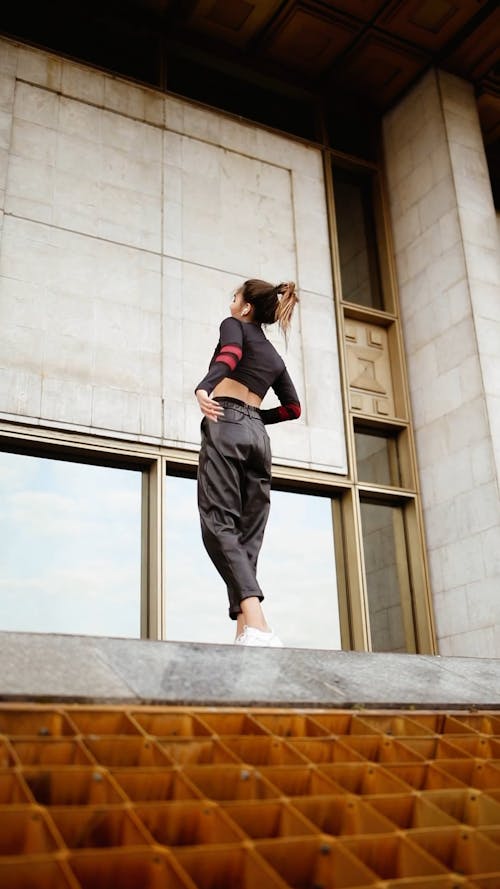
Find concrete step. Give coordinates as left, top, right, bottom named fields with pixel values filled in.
left=1, top=631, right=499, bottom=708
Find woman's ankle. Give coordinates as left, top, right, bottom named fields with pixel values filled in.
left=240, top=598, right=268, bottom=632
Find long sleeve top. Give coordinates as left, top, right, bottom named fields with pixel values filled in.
left=195, top=316, right=301, bottom=425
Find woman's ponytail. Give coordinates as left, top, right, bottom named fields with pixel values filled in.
left=241, top=278, right=299, bottom=336
left=274, top=281, right=299, bottom=337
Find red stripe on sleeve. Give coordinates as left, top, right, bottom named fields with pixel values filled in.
left=215, top=353, right=238, bottom=371
left=214, top=343, right=242, bottom=372
left=220, top=344, right=242, bottom=359
left=277, top=403, right=301, bottom=421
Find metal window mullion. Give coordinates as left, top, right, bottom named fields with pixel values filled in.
left=141, top=455, right=166, bottom=640
left=334, top=489, right=371, bottom=652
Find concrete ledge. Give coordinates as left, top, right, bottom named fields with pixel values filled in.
left=1, top=631, right=499, bottom=709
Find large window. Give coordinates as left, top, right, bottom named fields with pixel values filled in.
left=329, top=155, right=434, bottom=654
left=0, top=451, right=142, bottom=637
left=165, top=475, right=341, bottom=649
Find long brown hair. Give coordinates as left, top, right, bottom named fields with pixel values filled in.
left=241, top=279, right=298, bottom=336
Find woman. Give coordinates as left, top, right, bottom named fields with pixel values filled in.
left=195, top=278, right=301, bottom=647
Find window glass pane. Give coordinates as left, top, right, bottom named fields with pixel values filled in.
left=360, top=502, right=414, bottom=653
left=0, top=452, right=142, bottom=637
left=165, top=476, right=341, bottom=649
left=355, top=431, right=401, bottom=486
left=333, top=166, right=384, bottom=309
left=327, top=107, right=379, bottom=161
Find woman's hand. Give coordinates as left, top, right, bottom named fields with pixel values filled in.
left=196, top=389, right=224, bottom=422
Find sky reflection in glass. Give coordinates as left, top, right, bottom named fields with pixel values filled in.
left=0, top=452, right=142, bottom=638
left=165, top=475, right=341, bottom=649
left=0, top=451, right=340, bottom=649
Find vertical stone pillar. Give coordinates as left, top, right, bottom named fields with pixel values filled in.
left=383, top=69, right=500, bottom=657
left=0, top=40, right=17, bottom=233
left=439, top=73, right=500, bottom=495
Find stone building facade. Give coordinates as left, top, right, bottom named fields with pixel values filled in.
left=0, top=36, right=499, bottom=656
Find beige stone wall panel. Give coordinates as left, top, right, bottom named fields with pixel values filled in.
left=0, top=42, right=16, bottom=223
left=0, top=38, right=346, bottom=473
left=439, top=73, right=500, bottom=495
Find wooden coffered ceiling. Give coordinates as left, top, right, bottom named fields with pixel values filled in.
left=170, top=0, right=499, bottom=197
left=175, top=0, right=500, bottom=128
left=1, top=0, right=499, bottom=195
left=170, top=1, right=499, bottom=92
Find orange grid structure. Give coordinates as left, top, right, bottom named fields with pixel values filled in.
left=0, top=704, right=499, bottom=888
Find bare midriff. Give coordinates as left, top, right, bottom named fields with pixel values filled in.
left=213, top=378, right=262, bottom=407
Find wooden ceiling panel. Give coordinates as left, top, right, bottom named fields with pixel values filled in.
left=262, top=3, right=360, bottom=75
left=3, top=0, right=499, bottom=146
left=138, top=0, right=170, bottom=11
left=377, top=0, right=489, bottom=52
left=334, top=33, right=428, bottom=107
left=319, top=0, right=390, bottom=22
left=186, top=0, right=283, bottom=47
left=443, top=7, right=500, bottom=81
left=477, top=88, right=500, bottom=145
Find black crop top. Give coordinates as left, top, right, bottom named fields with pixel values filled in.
left=195, top=317, right=301, bottom=425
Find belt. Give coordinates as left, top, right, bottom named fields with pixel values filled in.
left=213, top=397, right=262, bottom=418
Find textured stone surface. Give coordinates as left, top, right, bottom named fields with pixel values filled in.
left=0, top=632, right=135, bottom=700
left=0, top=36, right=346, bottom=473
left=440, top=73, right=500, bottom=495
left=383, top=69, right=500, bottom=658
left=1, top=631, right=499, bottom=708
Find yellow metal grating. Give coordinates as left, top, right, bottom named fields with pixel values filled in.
left=0, top=704, right=499, bottom=888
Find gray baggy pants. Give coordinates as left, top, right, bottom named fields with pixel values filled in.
left=197, top=397, right=272, bottom=620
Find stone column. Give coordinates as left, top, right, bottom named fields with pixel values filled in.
left=383, top=68, right=500, bottom=657
left=0, top=41, right=17, bottom=232
left=440, top=73, right=500, bottom=495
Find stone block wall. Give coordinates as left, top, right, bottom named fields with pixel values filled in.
left=0, top=38, right=347, bottom=474
left=383, top=69, right=500, bottom=657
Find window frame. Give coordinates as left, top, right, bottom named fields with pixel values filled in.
left=358, top=494, right=417, bottom=654
left=324, top=149, right=436, bottom=655
left=353, top=417, right=415, bottom=491
left=0, top=431, right=152, bottom=640
left=164, top=463, right=348, bottom=651
left=331, top=160, right=395, bottom=315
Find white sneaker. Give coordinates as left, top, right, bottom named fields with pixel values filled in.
left=235, top=625, right=284, bottom=647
